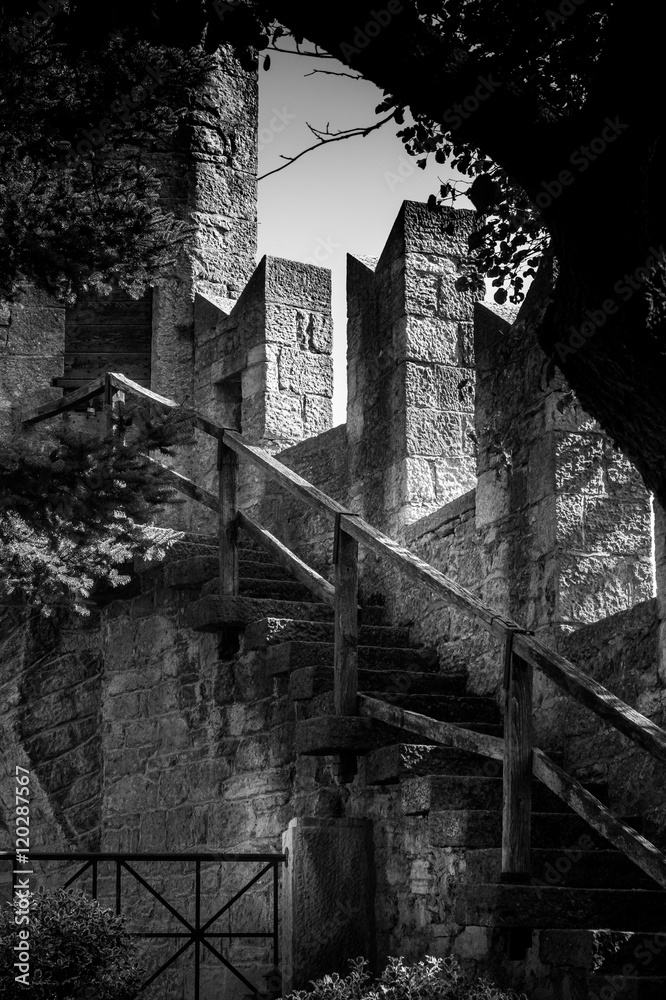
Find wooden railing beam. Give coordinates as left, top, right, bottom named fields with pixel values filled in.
left=359, top=695, right=666, bottom=891
left=332, top=523, right=359, bottom=783
left=21, top=375, right=106, bottom=423
left=237, top=510, right=336, bottom=609
left=142, top=457, right=219, bottom=512
left=501, top=643, right=533, bottom=881
left=20, top=372, right=666, bottom=778
left=218, top=441, right=238, bottom=597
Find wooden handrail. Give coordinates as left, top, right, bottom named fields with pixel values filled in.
left=144, top=456, right=219, bottom=511
left=21, top=375, right=107, bottom=423
left=21, top=372, right=666, bottom=767
left=21, top=371, right=666, bottom=870
left=237, top=510, right=336, bottom=609
left=360, top=695, right=666, bottom=891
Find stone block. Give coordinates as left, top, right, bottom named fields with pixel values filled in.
left=404, top=363, right=474, bottom=412
left=405, top=409, right=466, bottom=458
left=555, top=433, right=606, bottom=495
left=277, top=349, right=333, bottom=397
left=265, top=257, right=331, bottom=310
left=539, top=929, right=594, bottom=968
left=265, top=303, right=332, bottom=353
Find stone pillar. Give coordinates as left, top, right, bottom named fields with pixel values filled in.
left=346, top=202, right=477, bottom=541
left=281, top=817, right=375, bottom=995
left=146, top=43, right=258, bottom=528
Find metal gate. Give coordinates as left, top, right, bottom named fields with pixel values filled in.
left=2, top=851, right=286, bottom=999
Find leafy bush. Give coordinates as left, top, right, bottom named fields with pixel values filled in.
left=0, top=888, right=144, bottom=999
left=287, top=956, right=528, bottom=1000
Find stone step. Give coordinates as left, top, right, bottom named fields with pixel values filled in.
left=428, top=810, right=643, bottom=850
left=367, top=692, right=499, bottom=723
left=363, top=744, right=570, bottom=784
left=587, top=976, right=666, bottom=1000
left=401, top=775, right=573, bottom=815
left=182, top=598, right=386, bottom=632
left=203, top=576, right=319, bottom=601
left=240, top=579, right=314, bottom=601
left=239, top=558, right=296, bottom=580
left=456, top=884, right=666, bottom=930
left=244, top=618, right=411, bottom=650
left=297, top=692, right=499, bottom=727
left=465, top=848, right=660, bottom=890
left=294, top=714, right=429, bottom=756
left=591, top=931, right=666, bottom=975
left=364, top=744, right=504, bottom=784
left=288, top=666, right=468, bottom=701
left=266, top=641, right=441, bottom=675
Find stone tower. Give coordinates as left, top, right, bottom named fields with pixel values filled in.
left=0, top=45, right=258, bottom=435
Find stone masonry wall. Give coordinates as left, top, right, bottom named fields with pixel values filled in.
left=346, top=203, right=478, bottom=542
left=0, top=550, right=355, bottom=999
left=552, top=598, right=666, bottom=843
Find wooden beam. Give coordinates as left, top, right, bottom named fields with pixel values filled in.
left=338, top=513, right=515, bottom=641
left=218, top=440, right=238, bottom=597
left=358, top=694, right=504, bottom=760
left=21, top=376, right=666, bottom=774
left=334, top=527, right=359, bottom=716
left=333, top=526, right=359, bottom=783
left=223, top=429, right=350, bottom=521
left=107, top=372, right=225, bottom=439
left=533, top=748, right=666, bottom=891
left=502, top=648, right=533, bottom=881
left=21, top=376, right=106, bottom=424
left=237, top=510, right=335, bottom=607
left=361, top=693, right=666, bottom=889
left=513, top=632, right=666, bottom=768
left=143, top=456, right=219, bottom=511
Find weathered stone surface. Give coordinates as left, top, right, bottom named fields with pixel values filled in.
left=281, top=818, right=375, bottom=992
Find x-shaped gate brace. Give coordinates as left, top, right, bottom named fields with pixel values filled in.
left=3, top=851, right=286, bottom=999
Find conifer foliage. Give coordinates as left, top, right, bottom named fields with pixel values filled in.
left=0, top=403, right=191, bottom=614
left=0, top=0, right=215, bottom=302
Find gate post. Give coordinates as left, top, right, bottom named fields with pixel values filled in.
left=281, top=817, right=375, bottom=994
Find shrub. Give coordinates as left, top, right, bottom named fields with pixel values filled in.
left=0, top=888, right=144, bottom=999
left=287, top=956, right=529, bottom=1000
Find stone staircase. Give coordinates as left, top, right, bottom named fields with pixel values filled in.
left=143, top=532, right=666, bottom=999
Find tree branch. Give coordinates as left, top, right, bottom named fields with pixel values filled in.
left=257, top=112, right=395, bottom=181
left=303, top=68, right=364, bottom=80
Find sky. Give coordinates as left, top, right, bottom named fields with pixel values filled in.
left=256, top=48, right=473, bottom=425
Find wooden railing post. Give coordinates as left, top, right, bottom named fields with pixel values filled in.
left=332, top=517, right=359, bottom=782
left=217, top=439, right=238, bottom=597
left=501, top=633, right=533, bottom=882
left=103, top=375, right=113, bottom=436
